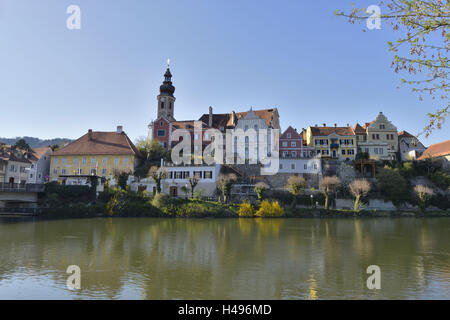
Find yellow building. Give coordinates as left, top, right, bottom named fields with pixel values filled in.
left=50, top=127, right=141, bottom=184
left=305, top=124, right=357, bottom=161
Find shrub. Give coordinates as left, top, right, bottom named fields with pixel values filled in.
left=376, top=167, right=409, bottom=206
left=413, top=185, right=434, bottom=212
left=238, top=201, right=255, bottom=217
left=152, top=193, right=172, bottom=209
left=255, top=200, right=285, bottom=217
left=254, top=182, right=268, bottom=202
left=431, top=171, right=450, bottom=189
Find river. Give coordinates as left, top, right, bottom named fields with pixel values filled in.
left=0, top=217, right=449, bottom=299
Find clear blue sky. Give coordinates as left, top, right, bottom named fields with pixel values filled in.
left=0, top=0, right=447, bottom=146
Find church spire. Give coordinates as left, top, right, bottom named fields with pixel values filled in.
left=157, top=60, right=176, bottom=121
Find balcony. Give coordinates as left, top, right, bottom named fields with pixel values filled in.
left=330, top=143, right=339, bottom=149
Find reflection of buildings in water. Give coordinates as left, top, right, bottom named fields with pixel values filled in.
left=307, top=273, right=318, bottom=300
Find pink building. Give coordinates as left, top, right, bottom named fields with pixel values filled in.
left=280, top=126, right=314, bottom=158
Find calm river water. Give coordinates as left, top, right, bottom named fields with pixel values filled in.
left=0, top=217, right=449, bottom=299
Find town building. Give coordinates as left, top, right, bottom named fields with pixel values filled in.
left=27, top=147, right=52, bottom=184
left=50, top=126, right=141, bottom=184
left=130, top=162, right=221, bottom=198
left=355, top=112, right=399, bottom=160
left=305, top=124, right=357, bottom=161
left=279, top=126, right=314, bottom=158
left=398, top=130, right=426, bottom=161
left=0, top=144, right=49, bottom=184
left=417, top=140, right=450, bottom=172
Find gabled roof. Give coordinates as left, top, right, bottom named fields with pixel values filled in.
left=281, top=126, right=302, bottom=139
left=398, top=130, right=415, bottom=139
left=53, top=131, right=141, bottom=157
left=417, top=140, right=450, bottom=160
left=198, top=108, right=278, bottom=130
left=31, top=147, right=52, bottom=160
left=309, top=126, right=355, bottom=136
left=354, top=123, right=366, bottom=134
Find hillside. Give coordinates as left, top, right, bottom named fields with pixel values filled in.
left=0, top=136, right=72, bottom=148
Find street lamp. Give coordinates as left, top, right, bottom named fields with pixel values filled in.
left=310, top=194, right=313, bottom=207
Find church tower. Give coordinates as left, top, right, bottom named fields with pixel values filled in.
left=157, top=60, right=176, bottom=121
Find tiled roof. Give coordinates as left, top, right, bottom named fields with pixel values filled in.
left=281, top=126, right=302, bottom=139
left=309, top=126, right=355, bottom=136
left=417, top=140, right=450, bottom=160
left=398, top=130, right=415, bottom=138
left=53, top=131, right=141, bottom=157
left=198, top=108, right=277, bottom=129
left=354, top=123, right=366, bottom=134
left=172, top=120, right=210, bottom=130
left=31, top=147, right=52, bottom=160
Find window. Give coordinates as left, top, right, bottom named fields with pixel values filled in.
left=175, top=171, right=183, bottom=179
left=20, top=166, right=26, bottom=173
left=314, top=163, right=318, bottom=169
left=29, top=174, right=33, bottom=178
left=342, top=150, right=346, bottom=155
left=38, top=173, right=42, bottom=179
left=292, top=151, right=297, bottom=157
left=291, top=142, right=297, bottom=147
left=62, top=158, right=67, bottom=165
left=374, top=148, right=379, bottom=155
left=380, top=148, right=384, bottom=155
left=61, top=169, right=66, bottom=174
left=204, top=133, right=210, bottom=140
left=161, top=101, right=165, bottom=109
left=53, top=169, right=58, bottom=174
left=54, top=158, right=59, bottom=165
left=304, top=164, right=307, bottom=169
left=76, top=168, right=83, bottom=175
left=114, top=158, right=119, bottom=165
left=82, top=158, right=87, bottom=164
left=287, top=133, right=291, bottom=138
left=102, top=158, right=107, bottom=164
left=282, top=142, right=288, bottom=147
left=91, top=158, right=96, bottom=164
left=124, top=158, right=129, bottom=165
left=279, top=164, right=283, bottom=169
left=380, top=124, right=385, bottom=129
left=194, top=171, right=202, bottom=179
left=204, top=171, right=212, bottom=179
left=160, top=121, right=164, bottom=127
left=157, top=130, right=165, bottom=137
left=194, top=134, right=199, bottom=140
left=291, top=164, right=295, bottom=170
left=31, top=164, right=35, bottom=169
left=9, top=165, right=15, bottom=172
left=254, top=125, right=258, bottom=130
left=101, top=168, right=107, bottom=175
left=73, top=158, right=78, bottom=165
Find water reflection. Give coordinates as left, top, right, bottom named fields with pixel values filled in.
left=0, top=217, right=449, bottom=299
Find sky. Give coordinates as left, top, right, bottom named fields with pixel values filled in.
left=0, top=0, right=448, bottom=146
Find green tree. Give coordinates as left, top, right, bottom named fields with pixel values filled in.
left=320, top=176, right=340, bottom=210
left=217, top=173, right=237, bottom=203
left=336, top=1, right=449, bottom=137
left=112, top=169, right=131, bottom=190
left=14, top=138, right=30, bottom=151
left=376, top=167, right=409, bottom=205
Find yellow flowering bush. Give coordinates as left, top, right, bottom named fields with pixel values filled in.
left=255, top=200, right=285, bottom=217
left=238, top=201, right=255, bottom=217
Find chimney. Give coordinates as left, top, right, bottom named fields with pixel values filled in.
left=323, top=123, right=326, bottom=127
left=208, top=106, right=213, bottom=127
left=334, top=123, right=337, bottom=127
left=314, top=124, right=318, bottom=127
left=117, top=125, right=123, bottom=133
left=88, top=129, right=93, bottom=140
left=346, top=123, right=349, bottom=127
left=231, top=111, right=236, bottom=125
